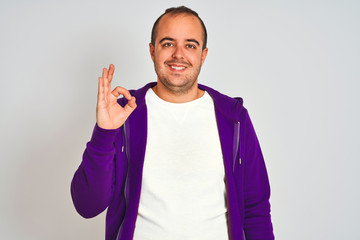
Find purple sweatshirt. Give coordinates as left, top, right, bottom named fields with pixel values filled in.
left=71, top=82, right=274, bottom=240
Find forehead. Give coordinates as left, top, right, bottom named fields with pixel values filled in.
left=156, top=13, right=204, bottom=43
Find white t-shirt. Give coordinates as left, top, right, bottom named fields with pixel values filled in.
left=133, top=89, right=228, bottom=240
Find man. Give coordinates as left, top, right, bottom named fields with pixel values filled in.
left=71, top=6, right=274, bottom=240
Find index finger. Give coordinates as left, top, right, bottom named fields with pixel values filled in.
left=111, top=86, right=132, bottom=99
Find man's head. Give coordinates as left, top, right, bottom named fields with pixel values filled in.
left=151, top=6, right=207, bottom=50
left=149, top=6, right=208, bottom=96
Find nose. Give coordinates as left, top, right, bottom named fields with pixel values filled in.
left=172, top=45, right=185, bottom=59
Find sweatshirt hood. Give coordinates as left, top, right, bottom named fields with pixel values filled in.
left=119, top=82, right=244, bottom=122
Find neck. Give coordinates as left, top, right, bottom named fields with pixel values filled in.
left=152, top=81, right=204, bottom=103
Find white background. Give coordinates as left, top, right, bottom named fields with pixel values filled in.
left=1, top=0, right=359, bottom=239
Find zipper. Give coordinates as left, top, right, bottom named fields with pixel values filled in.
left=232, top=121, right=241, bottom=172
left=116, top=122, right=130, bottom=240
left=123, top=121, right=130, bottom=203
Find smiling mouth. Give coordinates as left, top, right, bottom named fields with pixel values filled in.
left=170, top=65, right=186, bottom=70
left=166, top=60, right=191, bottom=72
left=167, top=62, right=189, bottom=72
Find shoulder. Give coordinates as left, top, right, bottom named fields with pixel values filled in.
left=199, top=84, right=247, bottom=121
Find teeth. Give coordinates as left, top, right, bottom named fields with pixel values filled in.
left=171, top=66, right=185, bottom=70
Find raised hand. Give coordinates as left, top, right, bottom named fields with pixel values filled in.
left=96, top=64, right=137, bottom=129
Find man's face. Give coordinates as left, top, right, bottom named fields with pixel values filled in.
left=150, top=13, right=208, bottom=95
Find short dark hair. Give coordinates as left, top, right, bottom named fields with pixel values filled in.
left=151, top=6, right=208, bottom=50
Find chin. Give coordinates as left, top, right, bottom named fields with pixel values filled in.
left=161, top=78, right=196, bottom=94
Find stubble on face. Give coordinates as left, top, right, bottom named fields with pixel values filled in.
left=154, top=55, right=202, bottom=95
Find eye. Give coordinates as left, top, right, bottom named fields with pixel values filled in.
left=186, top=44, right=196, bottom=49
left=162, top=42, right=173, bottom=47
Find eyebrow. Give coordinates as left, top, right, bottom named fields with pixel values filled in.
left=159, top=37, right=174, bottom=44
left=186, top=39, right=200, bottom=46
left=159, top=37, right=200, bottom=46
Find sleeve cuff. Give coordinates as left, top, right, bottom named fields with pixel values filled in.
left=89, top=123, right=120, bottom=151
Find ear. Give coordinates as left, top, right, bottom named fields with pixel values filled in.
left=149, top=43, right=155, bottom=62
left=201, top=47, right=208, bottom=65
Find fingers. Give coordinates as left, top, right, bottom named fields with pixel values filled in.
left=111, top=86, right=137, bottom=111
left=124, top=96, right=137, bottom=114
left=127, top=96, right=137, bottom=109
left=101, top=64, right=115, bottom=94
left=102, top=67, right=108, bottom=80
left=102, top=64, right=115, bottom=82
left=98, top=77, right=104, bottom=100
left=108, top=64, right=114, bottom=82
left=111, top=86, right=132, bottom=99
left=99, top=65, right=136, bottom=112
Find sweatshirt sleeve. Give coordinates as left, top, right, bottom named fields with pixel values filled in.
left=71, top=124, right=120, bottom=218
left=241, top=110, right=274, bottom=239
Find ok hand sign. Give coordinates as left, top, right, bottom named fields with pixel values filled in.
left=96, top=64, right=137, bottom=129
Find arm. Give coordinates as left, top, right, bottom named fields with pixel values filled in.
left=71, top=124, right=119, bottom=218
left=71, top=64, right=136, bottom=218
left=241, top=110, right=274, bottom=239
